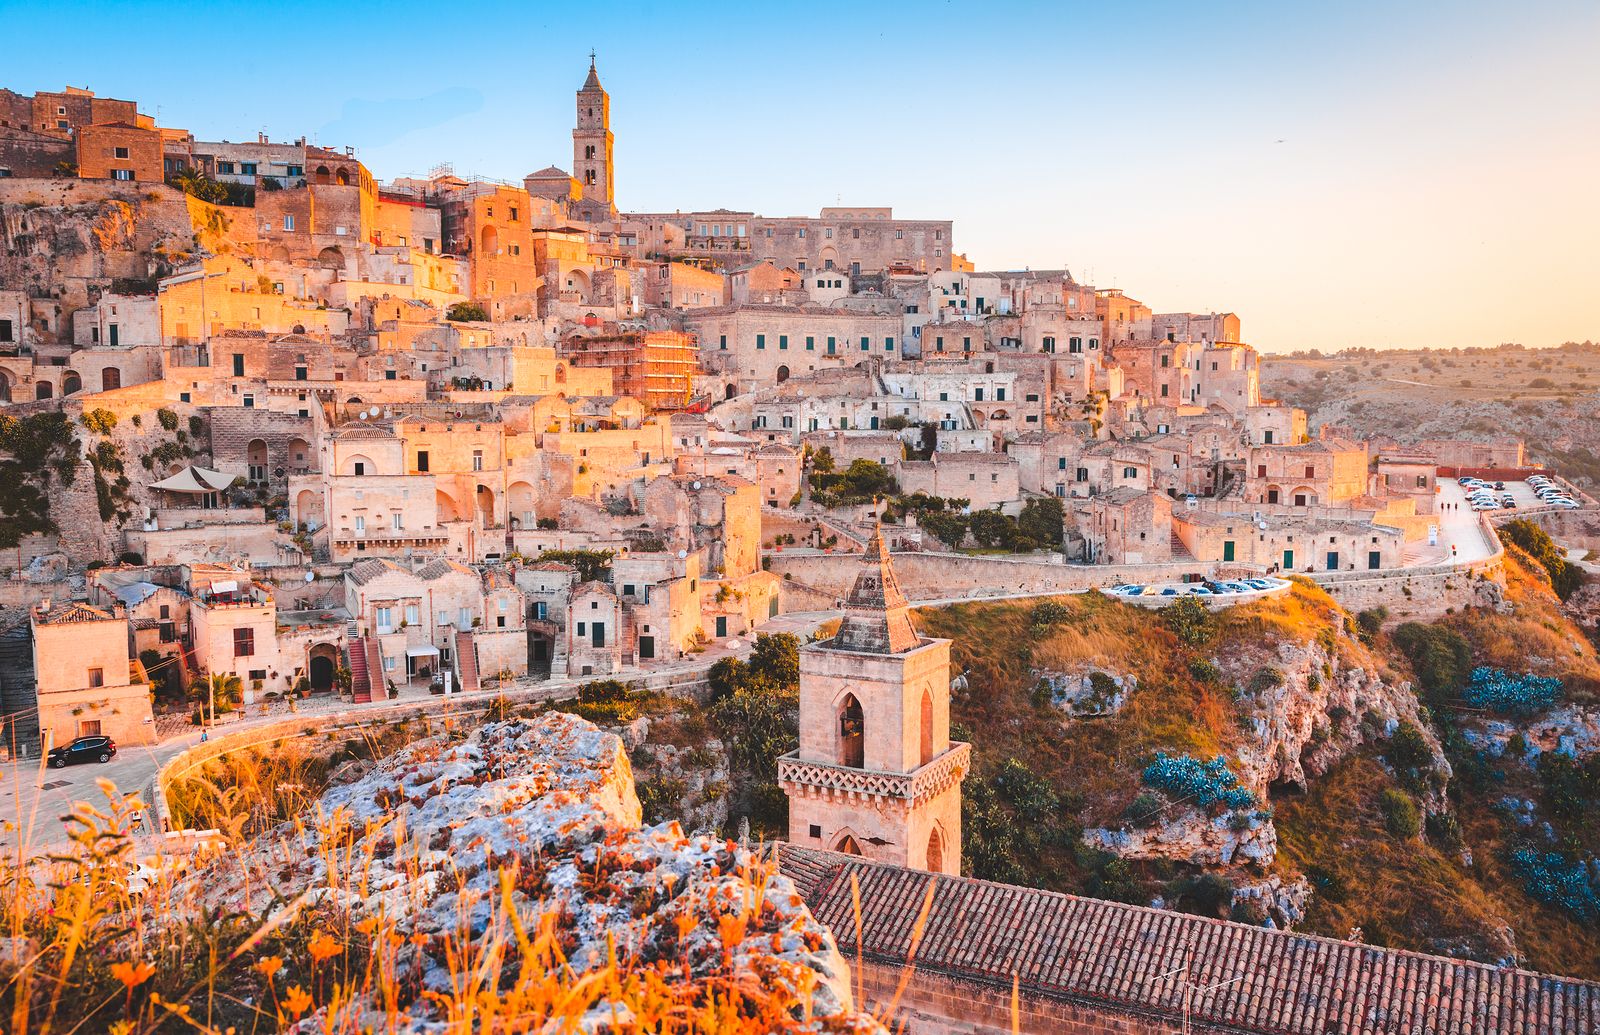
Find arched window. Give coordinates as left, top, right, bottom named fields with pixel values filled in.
left=838, top=694, right=864, bottom=768
left=776, top=364, right=790, bottom=384
left=834, top=833, right=862, bottom=856
left=926, top=828, right=944, bottom=872
left=61, top=371, right=82, bottom=395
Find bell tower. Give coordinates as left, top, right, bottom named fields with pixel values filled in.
left=778, top=520, right=969, bottom=874
left=572, top=52, right=615, bottom=222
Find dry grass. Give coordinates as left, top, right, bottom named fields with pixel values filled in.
left=1444, top=549, right=1600, bottom=702
left=0, top=771, right=890, bottom=1034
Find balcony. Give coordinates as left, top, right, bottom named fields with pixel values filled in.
left=777, top=742, right=970, bottom=805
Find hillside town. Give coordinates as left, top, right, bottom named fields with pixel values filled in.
left=2, top=65, right=1598, bottom=1035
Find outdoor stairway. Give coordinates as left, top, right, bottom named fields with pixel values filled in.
left=455, top=630, right=480, bottom=694
left=348, top=637, right=372, bottom=703
left=365, top=638, right=385, bottom=700
left=1170, top=529, right=1195, bottom=562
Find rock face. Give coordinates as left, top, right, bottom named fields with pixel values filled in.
left=1220, top=635, right=1451, bottom=809
left=1085, top=808, right=1277, bottom=868
left=180, top=712, right=877, bottom=1032
left=1035, top=665, right=1134, bottom=717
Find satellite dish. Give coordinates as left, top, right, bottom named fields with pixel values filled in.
left=692, top=480, right=701, bottom=489
left=359, top=409, right=370, bottom=420
left=305, top=571, right=315, bottom=582
left=677, top=549, right=687, bottom=559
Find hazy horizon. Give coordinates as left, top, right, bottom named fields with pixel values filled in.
left=8, top=0, right=1596, bottom=353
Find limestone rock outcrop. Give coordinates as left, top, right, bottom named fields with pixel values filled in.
left=178, top=712, right=878, bottom=1032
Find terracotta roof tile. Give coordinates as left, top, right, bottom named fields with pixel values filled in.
left=776, top=846, right=1599, bottom=1035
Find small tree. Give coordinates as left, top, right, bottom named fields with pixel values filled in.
left=446, top=301, right=489, bottom=323
left=189, top=671, right=243, bottom=725
left=967, top=509, right=1014, bottom=549
left=921, top=510, right=968, bottom=550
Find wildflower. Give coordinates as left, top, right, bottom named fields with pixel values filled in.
left=717, top=911, right=748, bottom=950
left=281, top=984, right=313, bottom=1017
left=353, top=916, right=378, bottom=936
left=674, top=914, right=696, bottom=940
left=111, top=960, right=156, bottom=989
left=307, top=929, right=343, bottom=963
left=255, top=955, right=284, bottom=980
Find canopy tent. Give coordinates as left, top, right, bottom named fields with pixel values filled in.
left=149, top=465, right=234, bottom=494
left=404, top=645, right=441, bottom=658
left=149, top=465, right=234, bottom=510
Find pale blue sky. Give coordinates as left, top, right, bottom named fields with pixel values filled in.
left=5, top=0, right=1597, bottom=351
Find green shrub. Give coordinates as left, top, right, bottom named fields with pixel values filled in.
left=1356, top=606, right=1388, bottom=643
left=1188, top=658, right=1222, bottom=684
left=1391, top=622, right=1472, bottom=708
left=446, top=301, right=489, bottom=322
left=1161, top=595, right=1214, bottom=646
left=80, top=408, right=118, bottom=435
left=1379, top=789, right=1421, bottom=838
left=1247, top=667, right=1284, bottom=694
left=1500, top=518, right=1585, bottom=599
left=156, top=408, right=179, bottom=431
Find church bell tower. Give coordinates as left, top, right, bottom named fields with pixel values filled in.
left=572, top=52, right=615, bottom=222
left=778, top=521, right=969, bottom=873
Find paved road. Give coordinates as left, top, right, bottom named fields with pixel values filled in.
left=0, top=609, right=839, bottom=863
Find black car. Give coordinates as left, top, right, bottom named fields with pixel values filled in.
left=48, top=735, right=117, bottom=768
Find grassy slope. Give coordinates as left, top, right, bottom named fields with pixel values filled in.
left=921, top=571, right=1600, bottom=978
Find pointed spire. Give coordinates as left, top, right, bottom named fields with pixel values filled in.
left=583, top=51, right=602, bottom=90
left=829, top=500, right=920, bottom=654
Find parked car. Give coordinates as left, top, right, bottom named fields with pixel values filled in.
left=1160, top=588, right=1179, bottom=596
left=48, top=735, right=117, bottom=768
left=1189, top=586, right=1214, bottom=595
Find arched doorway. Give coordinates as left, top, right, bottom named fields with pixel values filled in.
left=317, top=246, right=345, bottom=270
left=100, top=366, right=121, bottom=391
left=926, top=828, right=944, bottom=872
left=335, top=167, right=350, bottom=186
left=838, top=693, right=864, bottom=768
left=61, top=371, right=81, bottom=396
left=295, top=488, right=324, bottom=531
left=919, top=689, right=934, bottom=766
left=507, top=481, right=536, bottom=529
left=288, top=437, right=312, bottom=473
left=475, top=484, right=496, bottom=527
left=247, top=438, right=268, bottom=483
left=833, top=833, right=862, bottom=856
left=307, top=644, right=339, bottom=693
left=35, top=380, right=52, bottom=399
left=724, top=383, right=737, bottom=401
left=776, top=364, right=790, bottom=384
left=480, top=225, right=499, bottom=256
left=314, top=165, right=332, bottom=184
left=0, top=371, right=11, bottom=402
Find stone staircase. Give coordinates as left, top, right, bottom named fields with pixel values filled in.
left=366, top=639, right=385, bottom=700
left=0, top=620, right=40, bottom=757
left=348, top=637, right=373, bottom=703
left=1169, top=529, right=1194, bottom=562
left=454, top=630, right=480, bottom=694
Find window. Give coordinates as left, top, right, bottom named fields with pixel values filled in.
left=354, top=515, right=366, bottom=533
left=860, top=336, right=869, bottom=352
left=719, top=334, right=727, bottom=350
left=87, top=667, right=104, bottom=688
left=756, top=334, right=765, bottom=350
left=113, top=146, right=129, bottom=159
left=111, top=169, right=133, bottom=181
left=217, top=161, right=235, bottom=174
left=885, top=336, right=895, bottom=351
left=286, top=165, right=302, bottom=176
left=405, top=604, right=419, bottom=625
left=241, top=162, right=256, bottom=175
left=283, top=215, right=295, bottom=231
left=233, top=628, right=255, bottom=657
left=376, top=606, right=393, bottom=632
left=805, top=336, right=815, bottom=351
left=417, top=450, right=429, bottom=472
left=472, top=450, right=483, bottom=472
left=778, top=335, right=787, bottom=350
left=392, top=513, right=403, bottom=531
left=353, top=461, right=366, bottom=476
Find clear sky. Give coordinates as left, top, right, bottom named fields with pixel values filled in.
left=6, top=0, right=1597, bottom=352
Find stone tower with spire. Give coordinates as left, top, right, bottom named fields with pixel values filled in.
left=572, top=53, right=615, bottom=223
left=778, top=521, right=969, bottom=874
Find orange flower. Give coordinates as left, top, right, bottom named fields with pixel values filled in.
left=254, top=955, right=283, bottom=980
left=353, top=917, right=378, bottom=936
left=674, top=914, right=696, bottom=940
left=307, top=930, right=343, bottom=964
left=281, top=984, right=313, bottom=1017
left=717, top=912, right=747, bottom=951
left=111, top=960, right=155, bottom=989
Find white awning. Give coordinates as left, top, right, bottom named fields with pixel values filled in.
left=210, top=579, right=238, bottom=595
left=149, top=465, right=234, bottom=494
left=405, top=645, right=441, bottom=658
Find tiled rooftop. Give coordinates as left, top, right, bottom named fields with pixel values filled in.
left=777, top=846, right=1599, bottom=1035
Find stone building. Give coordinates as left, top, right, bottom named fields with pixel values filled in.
left=559, top=330, right=700, bottom=411
left=779, top=524, right=968, bottom=873
left=30, top=600, right=155, bottom=750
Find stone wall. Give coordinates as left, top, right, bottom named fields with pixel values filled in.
left=857, top=960, right=1199, bottom=1035
left=769, top=550, right=1209, bottom=603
